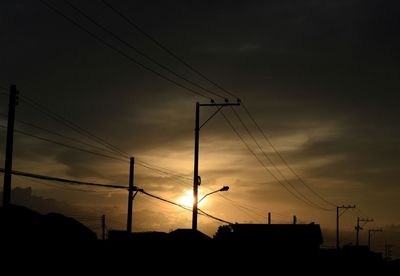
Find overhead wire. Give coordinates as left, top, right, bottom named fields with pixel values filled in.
left=230, top=107, right=333, bottom=211
left=219, top=110, right=331, bottom=211
left=140, top=189, right=232, bottom=224
left=13, top=117, right=127, bottom=158
left=99, top=1, right=336, bottom=209
left=63, top=0, right=226, bottom=101
left=241, top=103, right=337, bottom=207
left=101, top=0, right=236, bottom=100
left=0, top=168, right=128, bottom=190
left=30, top=0, right=337, bottom=220
left=39, top=0, right=212, bottom=100
left=14, top=174, right=113, bottom=194
left=0, top=125, right=128, bottom=163
left=19, top=95, right=131, bottom=159
left=136, top=160, right=192, bottom=182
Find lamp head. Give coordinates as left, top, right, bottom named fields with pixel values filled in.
left=220, top=186, right=229, bottom=192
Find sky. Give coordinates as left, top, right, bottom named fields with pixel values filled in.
left=1, top=0, right=400, bottom=252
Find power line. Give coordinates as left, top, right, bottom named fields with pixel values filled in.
left=15, top=174, right=113, bottom=194
left=216, top=194, right=265, bottom=222
left=19, top=95, right=131, bottom=159
left=0, top=168, right=128, bottom=190
left=198, top=208, right=233, bottom=225
left=140, top=189, right=232, bottom=224
left=140, top=190, right=191, bottom=211
left=64, top=0, right=225, bottom=101
left=100, top=2, right=337, bottom=209
left=136, top=160, right=192, bottom=182
left=241, top=103, right=337, bottom=207
left=0, top=125, right=128, bottom=163
left=39, top=0, right=211, bottom=100
left=230, top=107, right=333, bottom=211
left=101, top=0, right=237, bottom=101
left=219, top=110, right=331, bottom=211
left=13, top=117, right=125, bottom=159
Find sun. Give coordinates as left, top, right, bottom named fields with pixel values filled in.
left=177, top=190, right=194, bottom=207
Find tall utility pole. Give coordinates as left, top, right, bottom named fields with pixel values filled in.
left=356, top=217, right=373, bottom=246
left=192, top=101, right=240, bottom=231
left=368, top=228, right=382, bottom=250
left=127, top=157, right=134, bottom=233
left=2, top=85, right=18, bottom=207
left=336, top=205, right=356, bottom=249
left=102, top=214, right=106, bottom=241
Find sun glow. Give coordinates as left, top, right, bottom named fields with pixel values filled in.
left=177, top=190, right=194, bottom=207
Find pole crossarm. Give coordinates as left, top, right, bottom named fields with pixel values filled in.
left=360, top=218, right=374, bottom=228
left=199, top=102, right=240, bottom=107
left=336, top=204, right=356, bottom=249
left=339, top=205, right=356, bottom=217
left=199, top=102, right=240, bottom=129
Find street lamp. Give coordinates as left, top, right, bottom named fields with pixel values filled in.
left=198, top=186, right=229, bottom=204
left=192, top=101, right=240, bottom=231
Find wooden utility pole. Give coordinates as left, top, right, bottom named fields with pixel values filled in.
left=2, top=85, right=18, bottom=207
left=127, top=157, right=134, bottom=233
left=356, top=217, right=373, bottom=246
left=102, top=214, right=106, bottom=240
left=336, top=205, right=355, bottom=249
left=268, top=212, right=271, bottom=224
left=192, top=101, right=240, bottom=231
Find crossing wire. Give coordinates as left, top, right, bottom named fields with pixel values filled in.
left=19, top=95, right=131, bottom=159
left=230, top=107, right=333, bottom=211
left=100, top=1, right=337, bottom=208
left=39, top=0, right=211, bottom=100
left=219, top=110, right=332, bottom=211
left=64, top=0, right=226, bottom=101
left=0, top=125, right=128, bottom=163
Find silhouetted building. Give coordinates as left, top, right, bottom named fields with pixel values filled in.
left=230, top=223, right=323, bottom=252
left=0, top=204, right=97, bottom=244
left=168, top=228, right=212, bottom=242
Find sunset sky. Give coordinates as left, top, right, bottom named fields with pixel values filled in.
left=1, top=0, right=399, bottom=251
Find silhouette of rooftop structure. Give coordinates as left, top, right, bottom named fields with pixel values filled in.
left=0, top=204, right=97, bottom=244
left=225, top=223, right=323, bottom=251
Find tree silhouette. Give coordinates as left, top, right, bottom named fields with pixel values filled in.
left=213, top=224, right=233, bottom=240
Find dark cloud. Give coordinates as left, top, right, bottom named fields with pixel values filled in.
left=1, top=0, right=399, bottom=243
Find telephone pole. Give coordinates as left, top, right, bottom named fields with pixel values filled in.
left=368, top=228, right=382, bottom=250
left=102, top=214, right=106, bottom=240
left=192, top=101, right=240, bottom=231
left=2, top=85, right=18, bottom=207
left=356, top=217, right=373, bottom=246
left=127, top=157, right=134, bottom=233
left=336, top=205, right=355, bottom=249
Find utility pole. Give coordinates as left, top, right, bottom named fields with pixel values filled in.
left=2, top=85, right=18, bottom=207
left=356, top=217, right=373, bottom=246
left=127, top=157, right=134, bottom=233
left=368, top=228, right=382, bottom=250
left=336, top=205, right=356, bottom=249
left=102, top=214, right=106, bottom=240
left=268, top=212, right=271, bottom=224
left=192, top=102, right=200, bottom=231
left=192, top=101, right=240, bottom=231
left=385, top=242, right=393, bottom=261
